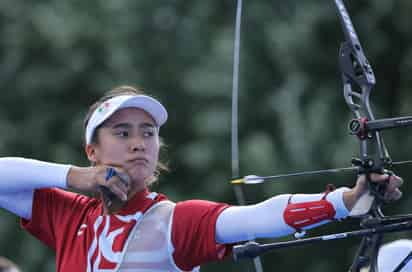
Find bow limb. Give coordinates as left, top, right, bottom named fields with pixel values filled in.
left=335, top=0, right=392, bottom=270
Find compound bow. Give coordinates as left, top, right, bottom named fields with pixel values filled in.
left=231, top=1, right=412, bottom=271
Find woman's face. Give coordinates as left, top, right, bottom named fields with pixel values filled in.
left=87, top=107, right=160, bottom=190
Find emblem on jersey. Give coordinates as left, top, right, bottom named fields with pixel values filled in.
left=87, top=213, right=142, bottom=272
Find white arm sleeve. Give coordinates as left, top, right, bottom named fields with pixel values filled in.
left=0, top=157, right=71, bottom=219
left=0, top=191, right=34, bottom=219
left=215, top=187, right=351, bottom=244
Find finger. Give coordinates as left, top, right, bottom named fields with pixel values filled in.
left=112, top=177, right=129, bottom=195
left=388, top=175, right=404, bottom=188
left=95, top=166, right=118, bottom=185
left=105, top=167, right=117, bottom=181
left=104, top=166, right=130, bottom=186
left=117, top=172, right=130, bottom=187
left=100, top=186, right=115, bottom=207
left=105, top=174, right=129, bottom=199
left=104, top=164, right=126, bottom=176
left=98, top=166, right=130, bottom=200
left=381, top=176, right=403, bottom=195
left=113, top=183, right=128, bottom=201
left=106, top=183, right=128, bottom=201
left=369, top=173, right=390, bottom=183
left=393, top=189, right=403, bottom=201
left=384, top=189, right=402, bottom=202
left=384, top=189, right=402, bottom=201
left=386, top=181, right=402, bottom=193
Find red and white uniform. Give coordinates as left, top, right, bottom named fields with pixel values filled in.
left=0, top=159, right=351, bottom=271
left=21, top=188, right=231, bottom=272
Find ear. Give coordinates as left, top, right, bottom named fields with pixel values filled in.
left=85, top=143, right=99, bottom=164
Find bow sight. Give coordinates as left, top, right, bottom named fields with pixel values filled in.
left=232, top=1, right=412, bottom=271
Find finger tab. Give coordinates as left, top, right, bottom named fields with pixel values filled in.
left=105, top=167, right=117, bottom=181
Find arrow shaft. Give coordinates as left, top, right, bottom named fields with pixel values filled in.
left=232, top=160, right=412, bottom=184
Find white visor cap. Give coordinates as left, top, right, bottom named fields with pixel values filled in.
left=85, top=95, right=168, bottom=144
left=378, top=239, right=412, bottom=272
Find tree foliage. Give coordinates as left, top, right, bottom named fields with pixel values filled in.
left=0, top=0, right=412, bottom=271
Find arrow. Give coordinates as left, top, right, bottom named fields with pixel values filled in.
left=231, top=160, right=412, bottom=185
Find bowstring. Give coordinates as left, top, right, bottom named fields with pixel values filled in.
left=231, top=0, right=264, bottom=271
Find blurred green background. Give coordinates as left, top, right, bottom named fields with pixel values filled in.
left=1, top=0, right=412, bottom=271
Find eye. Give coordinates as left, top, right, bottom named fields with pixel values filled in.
left=115, top=131, right=129, bottom=137
left=143, top=131, right=154, bottom=137
left=142, top=127, right=156, bottom=137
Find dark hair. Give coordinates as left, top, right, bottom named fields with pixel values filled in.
left=0, top=257, right=20, bottom=272
left=83, top=85, right=169, bottom=185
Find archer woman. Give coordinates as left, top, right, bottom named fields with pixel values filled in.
left=0, top=86, right=403, bottom=271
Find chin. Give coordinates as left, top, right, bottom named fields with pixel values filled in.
left=129, top=173, right=150, bottom=185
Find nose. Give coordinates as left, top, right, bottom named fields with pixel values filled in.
left=129, top=136, right=145, bottom=152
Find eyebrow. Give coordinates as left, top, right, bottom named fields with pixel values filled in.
left=111, top=122, right=156, bottom=130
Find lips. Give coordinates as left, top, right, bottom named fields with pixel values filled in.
left=127, top=158, right=149, bottom=165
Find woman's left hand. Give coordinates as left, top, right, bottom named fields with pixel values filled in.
left=343, top=173, right=403, bottom=212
